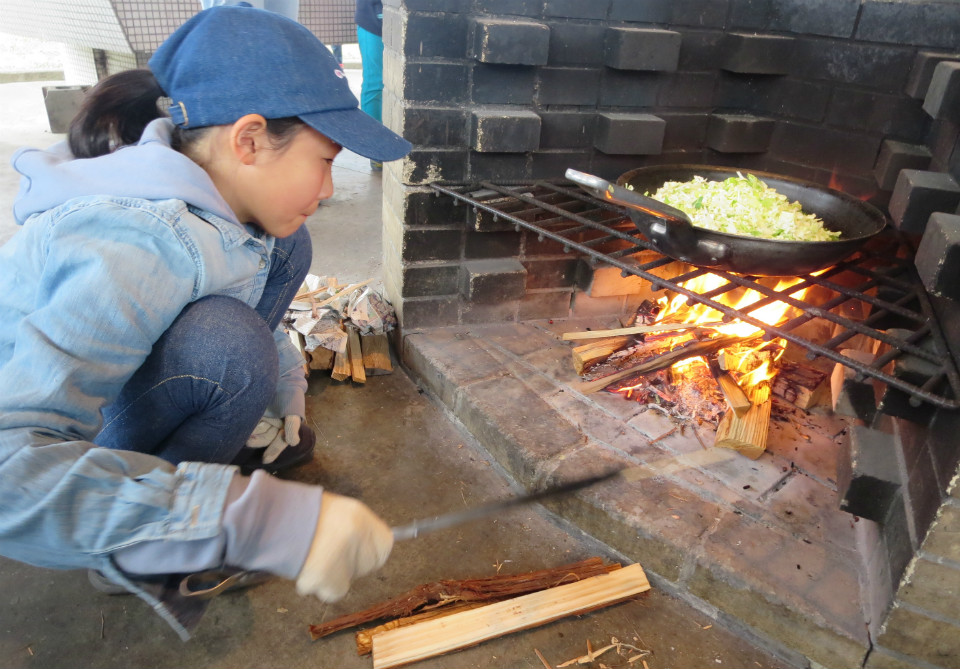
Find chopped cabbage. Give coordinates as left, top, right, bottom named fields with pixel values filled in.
left=640, top=173, right=841, bottom=242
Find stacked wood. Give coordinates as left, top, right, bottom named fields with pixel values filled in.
left=287, top=276, right=395, bottom=382
left=370, top=564, right=650, bottom=669
left=714, top=350, right=778, bottom=459
left=771, top=360, right=830, bottom=409
left=308, top=557, right=621, bottom=642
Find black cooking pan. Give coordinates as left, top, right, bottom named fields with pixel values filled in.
left=566, top=165, right=888, bottom=276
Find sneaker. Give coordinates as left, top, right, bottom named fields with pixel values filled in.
left=88, top=569, right=133, bottom=595
left=235, top=422, right=316, bottom=475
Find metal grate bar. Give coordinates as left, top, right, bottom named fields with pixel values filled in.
left=430, top=181, right=960, bottom=409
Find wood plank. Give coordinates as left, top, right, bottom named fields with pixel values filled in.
left=356, top=601, right=495, bottom=655
left=562, top=321, right=724, bottom=341
left=347, top=327, right=366, bottom=383
left=371, top=564, right=650, bottom=669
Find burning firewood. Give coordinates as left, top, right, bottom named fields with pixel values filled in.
left=714, top=348, right=781, bottom=459
left=578, top=333, right=746, bottom=394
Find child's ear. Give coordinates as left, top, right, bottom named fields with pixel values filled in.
left=230, top=114, right=269, bottom=165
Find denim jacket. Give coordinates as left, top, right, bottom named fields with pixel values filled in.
left=0, top=119, right=310, bottom=636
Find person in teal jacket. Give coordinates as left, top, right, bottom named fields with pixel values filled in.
left=0, top=5, right=410, bottom=638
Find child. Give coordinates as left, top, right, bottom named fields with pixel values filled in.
left=0, top=5, right=410, bottom=638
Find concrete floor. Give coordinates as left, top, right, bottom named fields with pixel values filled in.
left=0, top=79, right=793, bottom=669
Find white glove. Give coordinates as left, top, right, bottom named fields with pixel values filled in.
left=295, top=492, right=393, bottom=602
left=246, top=415, right=302, bottom=464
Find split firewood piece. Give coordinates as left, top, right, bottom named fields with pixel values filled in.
left=577, top=334, right=745, bottom=394
left=308, top=557, right=620, bottom=641
left=356, top=601, right=496, bottom=655
left=346, top=327, right=366, bottom=383
left=370, top=563, right=651, bottom=669
left=572, top=335, right=634, bottom=375
left=772, top=360, right=829, bottom=409
left=331, top=338, right=351, bottom=382
left=361, top=332, right=393, bottom=375
left=561, top=321, right=724, bottom=341
left=714, top=384, right=771, bottom=459
left=706, top=357, right=751, bottom=417
left=308, top=346, right=335, bottom=371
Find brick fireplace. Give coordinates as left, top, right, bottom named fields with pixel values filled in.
left=379, top=1, right=960, bottom=667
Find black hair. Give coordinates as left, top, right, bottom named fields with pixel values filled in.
left=68, top=68, right=305, bottom=159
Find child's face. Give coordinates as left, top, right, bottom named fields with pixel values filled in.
left=242, top=125, right=342, bottom=238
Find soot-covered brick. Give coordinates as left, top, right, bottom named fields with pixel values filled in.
left=461, top=259, right=527, bottom=304
left=594, top=113, right=666, bottom=155
left=471, top=109, right=541, bottom=153
left=604, top=27, right=681, bottom=72
left=889, top=170, right=960, bottom=234
left=705, top=114, right=775, bottom=153
left=721, top=33, right=795, bottom=75
left=916, top=212, right=960, bottom=301
left=923, top=61, right=960, bottom=123
left=874, top=140, right=932, bottom=191
left=837, top=425, right=902, bottom=523
left=471, top=18, right=550, bottom=66
left=906, top=51, right=960, bottom=100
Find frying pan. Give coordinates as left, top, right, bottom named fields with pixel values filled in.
left=566, top=165, right=888, bottom=276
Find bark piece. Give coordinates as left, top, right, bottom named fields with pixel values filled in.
left=371, top=564, right=650, bottom=669
left=308, top=557, right=621, bottom=641
left=347, top=327, right=366, bottom=383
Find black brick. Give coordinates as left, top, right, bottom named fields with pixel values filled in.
left=471, top=18, right=550, bottom=66
left=728, top=0, right=860, bottom=38
left=522, top=258, right=579, bottom=289
left=874, top=140, right=933, bottom=191
left=923, top=62, right=960, bottom=123
left=461, top=300, right=520, bottom=324
left=464, top=228, right=522, bottom=259
left=401, top=14, right=468, bottom=59
left=678, top=31, right=726, bottom=71
left=721, top=33, right=795, bottom=75
left=794, top=40, right=914, bottom=95
left=461, top=258, right=527, bottom=303
left=547, top=22, right=606, bottom=66
left=402, top=264, right=461, bottom=297
left=889, top=170, right=960, bottom=234
left=402, top=107, right=468, bottom=147
left=400, top=297, right=460, bottom=329
left=604, top=28, right=681, bottom=72
left=473, top=64, right=537, bottom=105
left=385, top=0, right=467, bottom=10
left=837, top=425, right=902, bottom=523
left=598, top=70, right=660, bottom=107
left=538, top=67, right=601, bottom=106
left=471, top=109, right=541, bottom=153
left=769, top=122, right=881, bottom=173
left=857, top=0, right=960, bottom=50
left=531, top=151, right=593, bottom=180
left=544, top=0, right=610, bottom=20
left=916, top=212, right=960, bottom=300
left=657, top=72, right=716, bottom=108
left=538, top=112, right=597, bottom=149
left=929, top=119, right=960, bottom=174
left=403, top=63, right=470, bottom=104
left=594, top=113, right=666, bottom=155
left=470, top=152, right=533, bottom=182
left=906, top=51, right=960, bottom=100
left=827, top=89, right=930, bottom=142
left=401, top=228, right=462, bottom=263
left=715, top=73, right=830, bottom=122
left=706, top=114, right=775, bottom=153
left=403, top=190, right=468, bottom=228
left=473, top=0, right=541, bottom=17
left=660, top=112, right=709, bottom=151
left=519, top=290, right=573, bottom=320
left=405, top=149, right=468, bottom=184
left=610, top=0, right=728, bottom=28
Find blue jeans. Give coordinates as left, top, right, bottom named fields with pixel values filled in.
left=95, top=226, right=312, bottom=465
left=357, top=25, right=384, bottom=123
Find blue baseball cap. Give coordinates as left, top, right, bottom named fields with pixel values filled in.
left=148, top=4, right=411, bottom=162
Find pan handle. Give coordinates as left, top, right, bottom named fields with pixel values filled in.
left=565, top=169, right=700, bottom=251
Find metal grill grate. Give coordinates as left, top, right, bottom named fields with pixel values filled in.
left=431, top=179, right=960, bottom=410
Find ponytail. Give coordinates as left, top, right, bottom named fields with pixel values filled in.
left=68, top=69, right=166, bottom=159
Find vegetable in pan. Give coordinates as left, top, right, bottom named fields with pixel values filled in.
left=643, top=173, right=841, bottom=242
